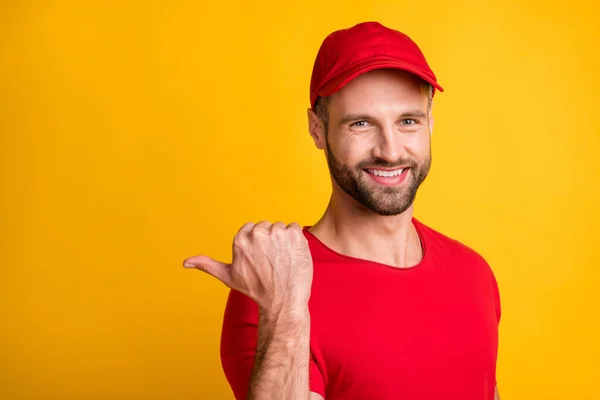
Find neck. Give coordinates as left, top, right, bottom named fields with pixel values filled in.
left=309, top=188, right=423, bottom=269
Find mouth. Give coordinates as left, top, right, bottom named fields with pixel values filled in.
left=363, top=167, right=410, bottom=186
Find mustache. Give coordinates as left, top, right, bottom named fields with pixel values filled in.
left=356, top=158, right=417, bottom=169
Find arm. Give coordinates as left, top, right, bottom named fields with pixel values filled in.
left=184, top=221, right=318, bottom=399
left=249, top=305, right=311, bottom=399
left=220, top=289, right=326, bottom=400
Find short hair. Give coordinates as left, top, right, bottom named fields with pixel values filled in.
left=313, top=81, right=433, bottom=135
left=313, top=96, right=331, bottom=134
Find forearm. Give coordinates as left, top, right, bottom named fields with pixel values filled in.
left=248, top=304, right=311, bottom=400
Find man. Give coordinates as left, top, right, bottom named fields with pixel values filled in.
left=184, top=21, right=501, bottom=400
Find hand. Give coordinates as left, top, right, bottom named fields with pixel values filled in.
left=183, top=221, right=314, bottom=311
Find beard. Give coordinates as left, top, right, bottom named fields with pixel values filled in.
left=325, top=138, right=431, bottom=216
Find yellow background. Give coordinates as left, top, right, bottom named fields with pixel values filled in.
left=1, top=1, right=599, bottom=399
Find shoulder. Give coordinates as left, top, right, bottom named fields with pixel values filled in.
left=414, top=217, right=492, bottom=270
left=415, top=218, right=502, bottom=321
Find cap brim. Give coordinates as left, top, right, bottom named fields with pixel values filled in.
left=314, top=58, right=444, bottom=108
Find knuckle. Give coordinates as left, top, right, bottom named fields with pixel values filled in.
left=253, top=221, right=271, bottom=235
left=287, top=222, right=301, bottom=231
left=270, top=221, right=286, bottom=233
left=233, top=233, right=247, bottom=247
left=289, top=227, right=302, bottom=237
left=239, top=222, right=254, bottom=232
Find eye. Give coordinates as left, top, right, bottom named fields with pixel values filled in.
left=352, top=121, right=371, bottom=127
left=401, top=119, right=417, bottom=125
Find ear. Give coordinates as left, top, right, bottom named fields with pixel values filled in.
left=428, top=100, right=435, bottom=137
left=307, top=108, right=327, bottom=150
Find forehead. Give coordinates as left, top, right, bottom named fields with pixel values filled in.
left=329, top=69, right=427, bottom=113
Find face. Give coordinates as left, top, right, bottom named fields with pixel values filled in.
left=310, top=69, right=432, bottom=216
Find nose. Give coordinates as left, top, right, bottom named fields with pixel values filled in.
left=372, top=125, right=403, bottom=163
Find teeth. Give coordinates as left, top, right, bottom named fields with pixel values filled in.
left=368, top=168, right=405, bottom=177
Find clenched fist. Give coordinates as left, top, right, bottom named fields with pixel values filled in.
left=183, top=221, right=314, bottom=311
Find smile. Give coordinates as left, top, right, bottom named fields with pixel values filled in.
left=366, top=168, right=405, bottom=177
left=364, top=167, right=410, bottom=186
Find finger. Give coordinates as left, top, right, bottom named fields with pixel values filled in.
left=270, top=221, right=287, bottom=233
left=254, top=220, right=272, bottom=230
left=287, top=222, right=302, bottom=231
left=237, top=222, right=255, bottom=235
left=183, top=255, right=231, bottom=286
left=233, top=222, right=255, bottom=249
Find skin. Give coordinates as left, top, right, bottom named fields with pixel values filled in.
left=184, top=69, right=499, bottom=400
left=307, top=69, right=432, bottom=269
left=184, top=221, right=313, bottom=400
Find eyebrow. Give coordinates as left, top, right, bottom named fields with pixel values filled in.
left=339, top=110, right=428, bottom=125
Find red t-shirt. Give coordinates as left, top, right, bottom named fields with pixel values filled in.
left=220, top=218, right=501, bottom=399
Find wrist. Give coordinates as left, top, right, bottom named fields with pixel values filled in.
left=259, top=300, right=310, bottom=325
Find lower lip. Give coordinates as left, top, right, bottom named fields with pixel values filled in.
left=365, top=168, right=409, bottom=186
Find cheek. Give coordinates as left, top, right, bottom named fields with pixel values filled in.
left=346, top=143, right=375, bottom=167
left=406, top=132, right=431, bottom=158
left=330, top=135, right=373, bottom=165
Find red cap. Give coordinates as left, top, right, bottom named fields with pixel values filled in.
left=310, top=21, right=444, bottom=108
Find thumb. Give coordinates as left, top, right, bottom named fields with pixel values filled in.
left=183, top=255, right=231, bottom=285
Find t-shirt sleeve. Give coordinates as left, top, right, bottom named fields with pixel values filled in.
left=492, top=273, right=501, bottom=324
left=220, top=289, right=325, bottom=399
left=490, top=268, right=501, bottom=388
left=476, top=251, right=502, bottom=326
